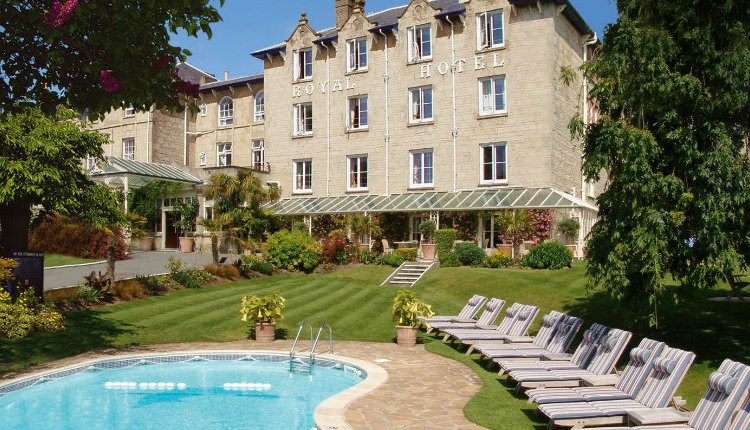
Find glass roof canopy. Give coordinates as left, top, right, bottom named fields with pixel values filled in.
left=265, top=187, right=597, bottom=216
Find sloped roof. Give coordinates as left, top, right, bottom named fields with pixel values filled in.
left=91, top=158, right=202, bottom=185
left=176, top=63, right=217, bottom=85
left=265, top=187, right=597, bottom=216
left=199, top=73, right=264, bottom=92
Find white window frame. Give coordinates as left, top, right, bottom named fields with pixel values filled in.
left=252, top=139, right=265, bottom=169
left=293, top=48, right=313, bottom=81
left=477, top=10, right=505, bottom=50
left=200, top=103, right=207, bottom=116
left=478, top=75, right=507, bottom=115
left=122, top=138, right=135, bottom=160
left=409, top=86, right=433, bottom=123
left=293, top=159, right=313, bottom=193
left=347, top=95, right=368, bottom=130
left=85, top=156, right=97, bottom=170
left=346, top=37, right=368, bottom=72
left=479, top=143, right=508, bottom=184
left=254, top=91, right=265, bottom=122
left=217, top=142, right=232, bottom=167
left=293, top=102, right=313, bottom=136
left=347, top=155, right=368, bottom=191
left=407, top=24, right=432, bottom=62
left=199, top=152, right=206, bottom=166
left=410, top=149, right=434, bottom=188
left=218, top=96, right=233, bottom=126
left=123, top=104, right=135, bottom=117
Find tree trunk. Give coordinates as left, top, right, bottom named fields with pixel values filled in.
left=211, top=234, right=220, bottom=265
left=0, top=201, right=32, bottom=253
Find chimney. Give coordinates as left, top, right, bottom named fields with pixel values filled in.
left=224, top=70, right=229, bottom=80
left=335, top=0, right=361, bottom=29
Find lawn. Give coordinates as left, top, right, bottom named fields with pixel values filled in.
left=44, top=253, right=101, bottom=268
left=1, top=263, right=748, bottom=429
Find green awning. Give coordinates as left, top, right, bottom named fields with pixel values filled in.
left=265, top=187, right=597, bottom=216
left=90, top=157, right=202, bottom=186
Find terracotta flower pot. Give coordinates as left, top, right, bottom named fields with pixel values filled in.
left=179, top=237, right=195, bottom=253
left=139, top=236, right=154, bottom=251
left=421, top=243, right=436, bottom=260
left=255, top=322, right=276, bottom=343
left=395, top=325, right=417, bottom=346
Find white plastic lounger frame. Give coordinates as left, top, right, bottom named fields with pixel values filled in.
left=427, top=298, right=505, bottom=331
left=423, top=294, right=486, bottom=324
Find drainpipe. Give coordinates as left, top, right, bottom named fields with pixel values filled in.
left=183, top=106, right=188, bottom=166
left=581, top=33, right=598, bottom=201
left=448, top=16, right=458, bottom=192
left=146, top=108, right=152, bottom=162
left=324, top=43, right=332, bottom=196
left=380, top=29, right=390, bottom=195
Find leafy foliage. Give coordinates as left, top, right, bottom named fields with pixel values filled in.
left=320, top=235, right=353, bottom=265
left=0, top=107, right=114, bottom=252
left=395, top=248, right=417, bottom=262
left=453, top=243, right=486, bottom=266
left=556, top=217, right=580, bottom=241
left=380, top=212, right=409, bottom=241
left=172, top=198, right=198, bottom=236
left=439, top=252, right=461, bottom=267
left=391, top=290, right=433, bottom=327
left=440, top=212, right=478, bottom=240
left=0, top=0, right=224, bottom=116
left=580, top=1, right=750, bottom=325
left=482, top=250, right=513, bottom=269
left=435, top=229, right=458, bottom=258
left=29, top=214, right=127, bottom=260
left=418, top=219, right=436, bottom=243
left=521, top=241, right=572, bottom=270
left=0, top=274, right=64, bottom=339
left=240, top=291, right=285, bottom=324
left=263, top=230, right=322, bottom=273
left=379, top=252, right=406, bottom=268
left=129, top=181, right=183, bottom=228
left=238, top=254, right=274, bottom=276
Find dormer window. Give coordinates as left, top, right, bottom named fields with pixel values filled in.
left=293, top=48, right=313, bottom=81
left=123, top=104, right=135, bottom=117
left=346, top=37, right=368, bottom=72
left=477, top=10, right=504, bottom=50
left=218, top=96, right=233, bottom=126
left=407, top=24, right=432, bottom=62
left=254, top=91, right=265, bottom=122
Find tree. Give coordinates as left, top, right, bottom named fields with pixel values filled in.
left=1, top=0, right=223, bottom=117
left=579, top=1, right=750, bottom=326
left=0, top=106, right=123, bottom=253
left=495, top=210, right=536, bottom=262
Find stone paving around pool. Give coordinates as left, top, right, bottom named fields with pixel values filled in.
left=2, top=340, right=487, bottom=430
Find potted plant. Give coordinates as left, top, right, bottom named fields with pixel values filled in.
left=418, top=218, right=437, bottom=260
left=126, top=213, right=153, bottom=251
left=391, top=290, right=433, bottom=346
left=240, top=290, right=285, bottom=343
left=557, top=217, right=580, bottom=256
left=173, top=199, right=198, bottom=253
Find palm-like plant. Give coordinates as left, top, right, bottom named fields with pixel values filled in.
left=198, top=213, right=231, bottom=265
left=495, top=210, right=536, bottom=262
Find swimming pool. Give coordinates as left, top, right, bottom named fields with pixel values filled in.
left=0, top=352, right=368, bottom=430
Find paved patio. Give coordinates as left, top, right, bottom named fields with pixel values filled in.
left=3, top=340, right=487, bottom=430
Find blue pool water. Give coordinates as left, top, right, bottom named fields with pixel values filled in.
left=0, top=354, right=364, bottom=430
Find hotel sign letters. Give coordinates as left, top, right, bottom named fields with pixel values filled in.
left=291, top=54, right=506, bottom=97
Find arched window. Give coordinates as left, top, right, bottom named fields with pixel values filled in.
left=218, top=96, right=233, bottom=126
left=254, top=91, right=265, bottom=122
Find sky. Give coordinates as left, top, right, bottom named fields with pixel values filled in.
left=172, top=0, right=618, bottom=79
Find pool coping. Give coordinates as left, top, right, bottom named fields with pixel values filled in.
left=0, top=350, right=387, bottom=430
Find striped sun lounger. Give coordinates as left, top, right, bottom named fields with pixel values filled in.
left=427, top=298, right=505, bottom=332
left=582, top=359, right=750, bottom=430
left=525, top=338, right=666, bottom=405
left=473, top=314, right=583, bottom=364
left=538, top=346, right=695, bottom=429
left=508, top=328, right=632, bottom=389
left=498, top=323, right=610, bottom=376
left=422, top=294, right=487, bottom=325
left=441, top=303, right=538, bottom=345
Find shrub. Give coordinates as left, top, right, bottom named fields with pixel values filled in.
left=392, top=290, right=433, bottom=327
left=136, top=274, right=174, bottom=295
left=320, top=235, right=353, bottom=265
left=69, top=285, right=102, bottom=307
left=166, top=256, right=187, bottom=275
left=33, top=306, right=65, bottom=333
left=240, top=291, right=285, bottom=324
left=557, top=217, right=580, bottom=241
left=379, top=252, right=406, bottom=267
left=395, top=248, right=417, bottom=262
left=482, top=250, right=513, bottom=268
left=205, top=264, right=239, bottom=280
left=111, top=280, right=145, bottom=301
left=172, top=267, right=213, bottom=289
left=453, top=243, right=485, bottom=266
left=439, top=251, right=461, bottom=267
left=238, top=254, right=274, bottom=276
left=358, top=249, right=379, bottom=265
left=264, top=230, right=322, bottom=272
left=29, top=214, right=127, bottom=260
left=435, top=229, right=457, bottom=259
left=0, top=303, right=36, bottom=339
left=521, top=241, right=573, bottom=270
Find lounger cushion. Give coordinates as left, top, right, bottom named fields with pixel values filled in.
left=653, top=357, right=677, bottom=375
left=468, top=297, right=481, bottom=306
left=557, top=322, right=572, bottom=334
left=518, top=310, right=531, bottom=320
left=505, top=307, right=517, bottom=317
left=486, top=301, right=498, bottom=312
left=629, top=347, right=651, bottom=364
left=542, top=314, right=558, bottom=327
left=707, top=371, right=738, bottom=395
left=602, top=334, right=618, bottom=351
left=582, top=329, right=596, bottom=342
